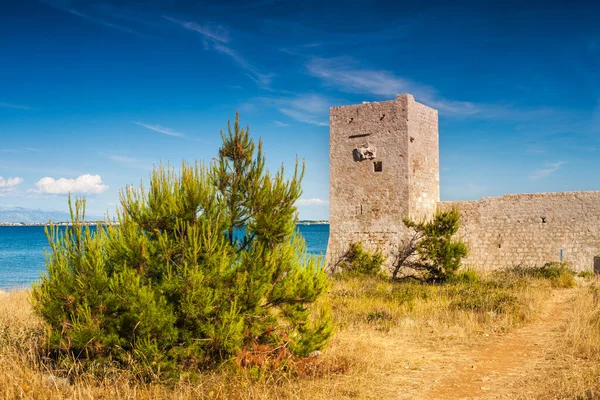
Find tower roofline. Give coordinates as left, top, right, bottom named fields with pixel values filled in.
left=329, top=93, right=437, bottom=113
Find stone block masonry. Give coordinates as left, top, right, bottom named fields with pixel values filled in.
left=438, top=192, right=600, bottom=271
left=326, top=94, right=600, bottom=273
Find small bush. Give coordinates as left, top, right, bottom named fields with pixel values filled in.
left=451, top=269, right=481, bottom=284
left=366, top=310, right=393, bottom=323
left=336, top=242, right=384, bottom=276
left=495, top=263, right=575, bottom=288
left=390, top=285, right=429, bottom=304
left=551, top=272, right=576, bottom=288
left=450, top=287, right=520, bottom=315
left=394, top=209, right=469, bottom=282
left=578, top=271, right=596, bottom=279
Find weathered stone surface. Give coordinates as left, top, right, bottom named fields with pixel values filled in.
left=352, top=144, right=377, bottom=161
left=439, top=192, right=600, bottom=271
left=326, top=94, right=438, bottom=272
left=326, top=94, right=600, bottom=273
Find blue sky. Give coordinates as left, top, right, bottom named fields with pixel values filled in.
left=0, top=0, right=599, bottom=220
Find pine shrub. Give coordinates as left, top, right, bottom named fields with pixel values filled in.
left=336, top=242, right=384, bottom=276
left=31, top=113, right=333, bottom=378
left=395, top=209, right=469, bottom=282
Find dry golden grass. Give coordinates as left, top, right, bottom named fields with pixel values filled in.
left=517, top=278, right=600, bottom=399
left=0, top=271, right=596, bottom=399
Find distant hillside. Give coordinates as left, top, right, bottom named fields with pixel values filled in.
left=0, top=207, right=100, bottom=224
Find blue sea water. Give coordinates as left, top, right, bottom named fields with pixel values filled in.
left=0, top=224, right=329, bottom=289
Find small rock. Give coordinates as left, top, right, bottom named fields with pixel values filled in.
left=308, top=350, right=321, bottom=358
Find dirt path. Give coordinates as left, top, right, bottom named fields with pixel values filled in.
left=327, top=288, right=578, bottom=400
left=415, top=288, right=576, bottom=399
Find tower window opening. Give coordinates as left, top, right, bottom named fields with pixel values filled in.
left=374, top=161, right=383, bottom=172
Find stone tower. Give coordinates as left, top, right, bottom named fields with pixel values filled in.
left=326, top=94, right=439, bottom=271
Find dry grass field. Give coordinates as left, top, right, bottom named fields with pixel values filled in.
left=1, top=269, right=600, bottom=399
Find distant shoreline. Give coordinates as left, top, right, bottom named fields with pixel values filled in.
left=0, top=222, right=117, bottom=227
left=0, top=221, right=329, bottom=227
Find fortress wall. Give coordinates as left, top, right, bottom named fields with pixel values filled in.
left=438, top=191, right=600, bottom=271
left=326, top=98, right=410, bottom=270
left=407, top=98, right=439, bottom=222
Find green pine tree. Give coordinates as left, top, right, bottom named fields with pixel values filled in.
left=394, top=209, right=469, bottom=282
left=31, top=112, right=333, bottom=377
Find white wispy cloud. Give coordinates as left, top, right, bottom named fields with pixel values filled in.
left=307, top=57, right=481, bottom=117
left=308, top=57, right=413, bottom=97
left=529, top=161, right=566, bottom=180
left=41, top=0, right=145, bottom=37
left=260, top=94, right=330, bottom=126
left=162, top=16, right=229, bottom=43
left=279, top=108, right=327, bottom=126
left=0, top=102, right=31, bottom=110
left=306, top=57, right=575, bottom=120
left=67, top=8, right=144, bottom=36
left=133, top=121, right=184, bottom=137
left=0, top=177, right=23, bottom=189
left=34, top=174, right=109, bottom=195
left=211, top=42, right=274, bottom=88
left=274, top=121, right=291, bottom=127
left=25, top=147, right=43, bottom=152
left=296, top=198, right=329, bottom=206
left=165, top=15, right=273, bottom=88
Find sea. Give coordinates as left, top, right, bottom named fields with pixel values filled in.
left=0, top=224, right=330, bottom=290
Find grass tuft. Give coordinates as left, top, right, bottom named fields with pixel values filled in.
left=494, top=262, right=576, bottom=288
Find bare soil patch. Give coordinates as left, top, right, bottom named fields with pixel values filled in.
left=413, top=289, right=576, bottom=399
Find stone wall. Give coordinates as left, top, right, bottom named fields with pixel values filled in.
left=438, top=191, right=600, bottom=271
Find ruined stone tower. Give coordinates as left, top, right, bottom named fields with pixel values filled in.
left=326, top=94, right=439, bottom=270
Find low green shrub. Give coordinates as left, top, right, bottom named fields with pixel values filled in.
left=366, top=310, right=393, bottom=323
left=498, top=262, right=568, bottom=279
left=578, top=271, right=596, bottom=279
left=451, top=269, right=481, bottom=284
left=389, top=284, right=430, bottom=304
left=551, top=272, right=576, bottom=288
left=494, top=263, right=575, bottom=288
left=450, top=286, right=520, bottom=315
left=336, top=242, right=384, bottom=276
